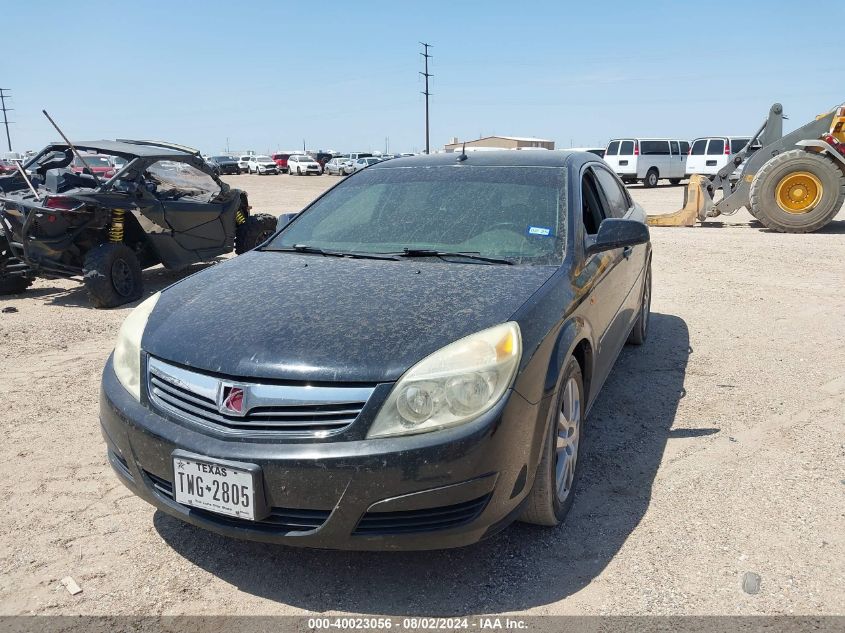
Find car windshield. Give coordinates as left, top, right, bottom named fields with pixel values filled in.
left=255, top=156, right=272, bottom=161
left=212, top=156, right=233, bottom=161
left=267, top=165, right=566, bottom=265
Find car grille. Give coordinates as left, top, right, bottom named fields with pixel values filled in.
left=144, top=471, right=331, bottom=531
left=353, top=494, right=491, bottom=536
left=147, top=356, right=375, bottom=437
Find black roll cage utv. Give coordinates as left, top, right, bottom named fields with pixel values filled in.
left=0, top=139, right=275, bottom=307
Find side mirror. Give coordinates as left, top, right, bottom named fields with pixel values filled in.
left=585, top=218, right=650, bottom=256
left=276, top=212, right=299, bottom=231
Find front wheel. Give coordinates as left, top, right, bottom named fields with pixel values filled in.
left=520, top=357, right=585, bottom=526
left=235, top=213, right=277, bottom=254
left=83, top=243, right=143, bottom=309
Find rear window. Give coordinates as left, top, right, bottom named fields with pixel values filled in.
left=730, top=139, right=750, bottom=154
left=640, top=141, right=670, bottom=155
left=606, top=141, right=620, bottom=156
left=619, top=141, right=634, bottom=156
left=707, top=139, right=725, bottom=155
left=691, top=140, right=707, bottom=155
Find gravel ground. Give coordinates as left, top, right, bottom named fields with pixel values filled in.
left=0, top=173, right=843, bottom=616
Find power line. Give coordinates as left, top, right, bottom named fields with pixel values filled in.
left=419, top=42, right=432, bottom=155
left=0, top=88, right=13, bottom=152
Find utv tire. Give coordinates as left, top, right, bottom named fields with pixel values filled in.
left=749, top=150, right=845, bottom=233
left=0, top=275, right=32, bottom=295
left=83, top=243, right=143, bottom=309
left=520, top=356, right=585, bottom=526
left=236, top=213, right=277, bottom=254
left=643, top=168, right=659, bottom=188
left=627, top=262, right=651, bottom=345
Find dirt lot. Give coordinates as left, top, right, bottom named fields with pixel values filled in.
left=1, top=173, right=843, bottom=617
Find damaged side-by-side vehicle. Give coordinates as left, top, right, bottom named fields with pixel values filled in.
left=0, top=140, right=276, bottom=307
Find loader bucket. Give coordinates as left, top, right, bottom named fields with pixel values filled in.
left=646, top=174, right=713, bottom=227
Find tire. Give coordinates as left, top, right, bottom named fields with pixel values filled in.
left=669, top=178, right=682, bottom=186
left=82, top=243, right=143, bottom=309
left=0, top=239, right=33, bottom=295
left=235, top=213, right=277, bottom=254
left=520, top=356, right=585, bottom=526
left=643, top=168, right=659, bottom=188
left=297, top=167, right=302, bottom=176
left=627, top=262, right=651, bottom=345
left=749, top=149, right=845, bottom=233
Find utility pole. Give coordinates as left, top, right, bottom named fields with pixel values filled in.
left=0, top=89, right=13, bottom=152
left=419, top=42, right=432, bottom=154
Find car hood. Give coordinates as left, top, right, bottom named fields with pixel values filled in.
left=142, top=251, right=555, bottom=383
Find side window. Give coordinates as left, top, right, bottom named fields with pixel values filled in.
left=593, top=167, right=630, bottom=219
left=680, top=141, right=690, bottom=154
left=640, top=140, right=670, bottom=155
left=619, top=141, right=634, bottom=156
left=581, top=170, right=608, bottom=237
left=145, top=160, right=221, bottom=202
left=670, top=141, right=680, bottom=156
left=691, top=140, right=707, bottom=155
left=707, top=139, right=725, bottom=155
left=606, top=141, right=620, bottom=156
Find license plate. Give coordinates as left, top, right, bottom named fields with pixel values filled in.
left=172, top=456, right=256, bottom=520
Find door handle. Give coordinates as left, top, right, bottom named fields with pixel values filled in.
left=623, top=246, right=633, bottom=259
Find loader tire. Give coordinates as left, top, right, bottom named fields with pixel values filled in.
left=749, top=150, right=845, bottom=233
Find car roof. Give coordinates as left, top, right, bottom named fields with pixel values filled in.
left=369, top=150, right=579, bottom=169
left=42, top=139, right=199, bottom=159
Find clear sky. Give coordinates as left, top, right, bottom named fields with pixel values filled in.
left=3, top=0, right=844, bottom=155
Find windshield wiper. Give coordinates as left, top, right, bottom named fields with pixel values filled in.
left=265, top=244, right=400, bottom=261
left=397, top=248, right=514, bottom=265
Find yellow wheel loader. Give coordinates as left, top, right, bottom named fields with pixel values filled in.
left=649, top=103, right=845, bottom=233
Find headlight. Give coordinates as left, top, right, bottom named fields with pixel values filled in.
left=113, top=292, right=160, bottom=400
left=367, top=322, right=521, bottom=439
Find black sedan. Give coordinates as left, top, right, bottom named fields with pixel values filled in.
left=208, top=155, right=241, bottom=176
left=100, top=150, right=652, bottom=550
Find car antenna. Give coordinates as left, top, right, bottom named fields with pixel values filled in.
left=456, top=141, right=468, bottom=162
left=41, top=109, right=102, bottom=187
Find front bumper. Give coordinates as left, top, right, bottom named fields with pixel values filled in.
left=100, top=358, right=550, bottom=550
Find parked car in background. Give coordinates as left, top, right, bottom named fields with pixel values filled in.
left=324, top=157, right=352, bottom=176
left=247, top=155, right=279, bottom=175
left=351, top=157, right=382, bottom=173
left=314, top=152, right=335, bottom=168
left=604, top=138, right=690, bottom=187
left=99, top=150, right=652, bottom=550
left=686, top=137, right=761, bottom=177
left=208, top=156, right=241, bottom=176
left=272, top=153, right=292, bottom=174
left=237, top=155, right=252, bottom=173
left=0, top=159, right=18, bottom=175
left=288, top=154, right=322, bottom=175
left=71, top=154, right=116, bottom=179
left=569, top=147, right=606, bottom=158
left=347, top=152, right=374, bottom=161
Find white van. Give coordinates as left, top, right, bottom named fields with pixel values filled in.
left=686, top=137, right=761, bottom=176
left=604, top=138, right=690, bottom=187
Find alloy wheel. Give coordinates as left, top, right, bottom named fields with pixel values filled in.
left=111, top=258, right=134, bottom=297
left=555, top=377, right=581, bottom=502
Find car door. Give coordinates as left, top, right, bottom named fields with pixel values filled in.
left=670, top=140, right=684, bottom=179
left=577, top=166, right=631, bottom=389
left=145, top=159, right=227, bottom=262
left=706, top=138, right=726, bottom=173
left=593, top=164, right=647, bottom=335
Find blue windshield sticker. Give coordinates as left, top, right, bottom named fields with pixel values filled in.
left=527, top=226, right=553, bottom=237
